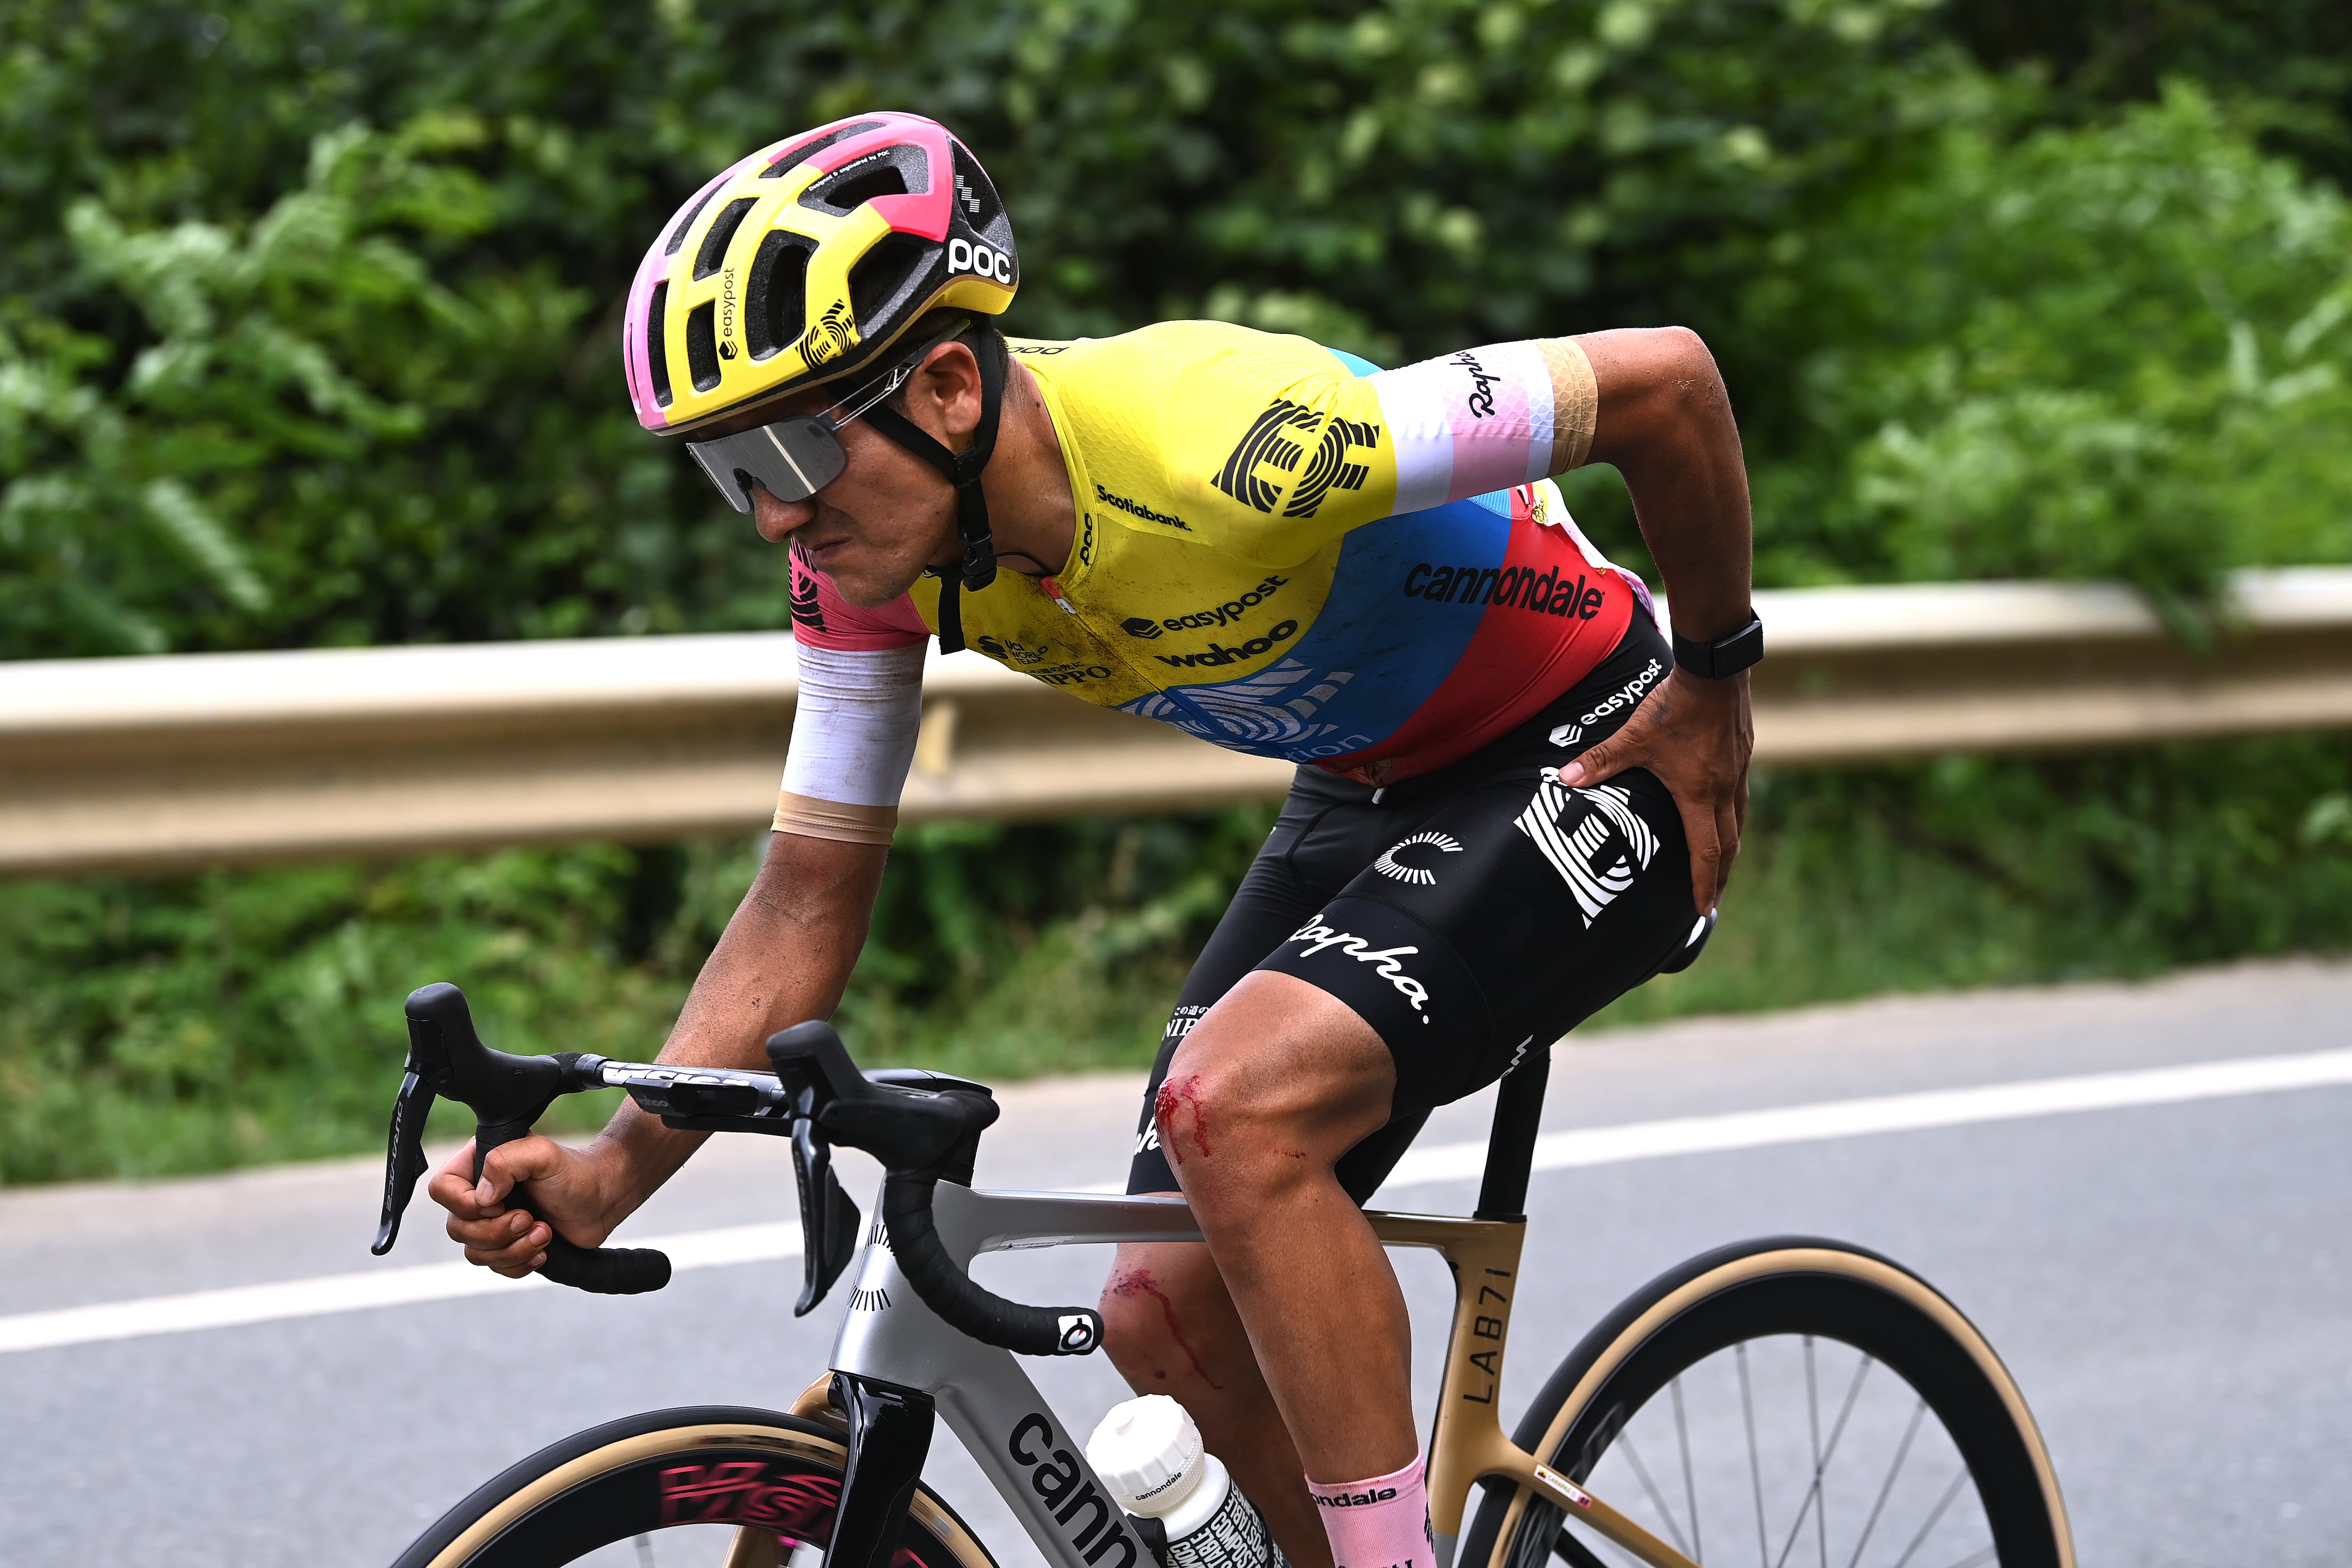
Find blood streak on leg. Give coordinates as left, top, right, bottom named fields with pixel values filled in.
left=1153, top=1073, right=1212, bottom=1164
left=1109, top=1267, right=1224, bottom=1390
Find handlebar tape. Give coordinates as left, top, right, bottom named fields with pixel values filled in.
left=535, top=1229, right=673, bottom=1295
left=882, top=1174, right=1103, bottom=1356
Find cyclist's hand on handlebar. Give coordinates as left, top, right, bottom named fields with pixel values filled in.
left=429, top=1135, right=615, bottom=1278
left=1560, top=665, right=1753, bottom=915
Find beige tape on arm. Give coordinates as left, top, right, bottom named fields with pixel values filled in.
left=773, top=792, right=898, bottom=846
left=1538, top=337, right=1598, bottom=473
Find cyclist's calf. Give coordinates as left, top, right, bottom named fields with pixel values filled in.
left=1099, top=1243, right=1330, bottom=1568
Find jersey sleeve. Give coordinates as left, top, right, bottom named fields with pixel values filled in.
left=1368, top=336, right=1598, bottom=512
left=1158, top=328, right=1599, bottom=566
left=775, top=544, right=931, bottom=844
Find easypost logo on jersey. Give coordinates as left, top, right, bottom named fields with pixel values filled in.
left=1123, top=576, right=1290, bottom=638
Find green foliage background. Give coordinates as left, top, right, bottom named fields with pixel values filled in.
left=5, top=0, right=2352, bottom=1179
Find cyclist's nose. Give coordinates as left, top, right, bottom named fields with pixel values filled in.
left=751, top=485, right=816, bottom=543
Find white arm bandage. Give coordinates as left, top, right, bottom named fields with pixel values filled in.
left=775, top=643, right=927, bottom=844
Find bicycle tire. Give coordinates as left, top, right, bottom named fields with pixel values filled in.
left=394, top=1405, right=999, bottom=1568
left=1461, top=1238, right=2073, bottom=1568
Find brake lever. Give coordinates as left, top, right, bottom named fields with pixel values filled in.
left=373, top=995, right=456, bottom=1255
left=791, top=1112, right=864, bottom=1316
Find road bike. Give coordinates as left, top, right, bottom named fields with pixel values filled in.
left=372, top=982, right=2074, bottom=1568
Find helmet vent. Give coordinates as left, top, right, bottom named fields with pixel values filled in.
left=693, top=197, right=758, bottom=282
left=802, top=147, right=928, bottom=215
left=848, top=232, right=935, bottom=333
left=747, top=230, right=814, bottom=360
left=663, top=185, right=721, bottom=257
left=685, top=301, right=722, bottom=392
left=761, top=120, right=884, bottom=182
left=645, top=282, right=673, bottom=406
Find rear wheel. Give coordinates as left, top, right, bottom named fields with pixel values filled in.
left=395, top=1406, right=997, bottom=1568
left=1463, top=1239, right=2072, bottom=1568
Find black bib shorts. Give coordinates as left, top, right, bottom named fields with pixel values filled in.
left=1127, top=616, right=1701, bottom=1198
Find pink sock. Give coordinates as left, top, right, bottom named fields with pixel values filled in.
left=1307, top=1451, right=1432, bottom=1568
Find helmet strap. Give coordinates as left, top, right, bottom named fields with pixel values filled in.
left=863, top=324, right=1006, bottom=656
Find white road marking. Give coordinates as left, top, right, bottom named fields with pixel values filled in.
left=1376, top=1045, right=2352, bottom=1191
left=6, top=1047, right=2349, bottom=1356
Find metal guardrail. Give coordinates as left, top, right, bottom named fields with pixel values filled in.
left=5, top=569, right=2351, bottom=876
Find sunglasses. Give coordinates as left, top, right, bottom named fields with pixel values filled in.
left=682, top=327, right=959, bottom=512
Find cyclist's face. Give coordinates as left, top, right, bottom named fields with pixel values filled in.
left=731, top=346, right=978, bottom=607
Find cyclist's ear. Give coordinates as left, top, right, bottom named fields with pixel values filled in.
left=904, top=339, right=985, bottom=443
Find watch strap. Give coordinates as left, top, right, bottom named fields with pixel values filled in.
left=1671, top=612, right=1764, bottom=679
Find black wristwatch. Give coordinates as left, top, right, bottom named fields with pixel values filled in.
left=1671, top=611, right=1764, bottom=679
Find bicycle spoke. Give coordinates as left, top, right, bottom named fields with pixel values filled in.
left=1843, top=1398, right=1928, bottom=1568
left=1515, top=1503, right=1566, bottom=1568
left=1614, top=1428, right=1694, bottom=1560
left=1739, top=1342, right=1769, bottom=1568
left=1671, top=1376, right=1702, bottom=1568
left=633, top=1534, right=656, bottom=1568
left=1772, top=1349, right=1873, bottom=1568
left=1927, top=1548, right=1995, bottom=1568
left=1886, top=1471, right=1970, bottom=1568
left=1807, top=1340, right=1827, bottom=1568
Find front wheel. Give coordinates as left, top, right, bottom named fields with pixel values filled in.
left=395, top=1406, right=998, bottom=1568
left=1463, top=1238, right=2073, bottom=1568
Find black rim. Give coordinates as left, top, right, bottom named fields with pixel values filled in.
left=395, top=1406, right=985, bottom=1568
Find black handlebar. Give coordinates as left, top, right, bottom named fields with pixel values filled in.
left=374, top=983, right=671, bottom=1294
left=765, top=1022, right=1104, bottom=1357
left=372, top=982, right=1104, bottom=1355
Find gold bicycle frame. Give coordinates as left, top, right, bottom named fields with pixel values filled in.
left=1368, top=1210, right=1701, bottom=1568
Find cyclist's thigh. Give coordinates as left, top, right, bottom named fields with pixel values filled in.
left=1127, top=773, right=1429, bottom=1201
left=1255, top=763, right=1696, bottom=1114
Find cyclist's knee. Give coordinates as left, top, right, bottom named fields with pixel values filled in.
left=1153, top=1032, right=1385, bottom=1206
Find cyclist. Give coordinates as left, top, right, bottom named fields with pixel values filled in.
left=431, top=114, right=1757, bottom=1568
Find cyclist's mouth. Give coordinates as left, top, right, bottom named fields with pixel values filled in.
left=793, top=530, right=852, bottom=568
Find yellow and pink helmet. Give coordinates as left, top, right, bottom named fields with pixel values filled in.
left=623, top=112, right=1018, bottom=434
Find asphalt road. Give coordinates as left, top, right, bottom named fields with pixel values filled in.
left=3, top=959, right=2347, bottom=1567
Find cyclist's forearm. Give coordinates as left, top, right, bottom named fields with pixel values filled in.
left=591, top=831, right=888, bottom=1211
left=1578, top=326, right=1754, bottom=641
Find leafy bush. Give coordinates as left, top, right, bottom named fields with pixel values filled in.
left=5, top=2, right=2352, bottom=1181
left=1752, top=86, right=2352, bottom=623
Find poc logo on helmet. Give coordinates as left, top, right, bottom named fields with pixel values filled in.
left=947, top=238, right=1014, bottom=284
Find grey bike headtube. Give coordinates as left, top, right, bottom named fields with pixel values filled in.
left=831, top=1185, right=1200, bottom=1568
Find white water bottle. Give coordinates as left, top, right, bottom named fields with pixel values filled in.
left=1086, top=1395, right=1290, bottom=1568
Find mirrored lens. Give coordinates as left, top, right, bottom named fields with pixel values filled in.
left=684, top=418, right=848, bottom=510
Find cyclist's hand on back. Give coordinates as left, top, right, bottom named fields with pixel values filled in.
left=1561, top=665, right=1753, bottom=915
left=429, top=1135, right=618, bottom=1278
